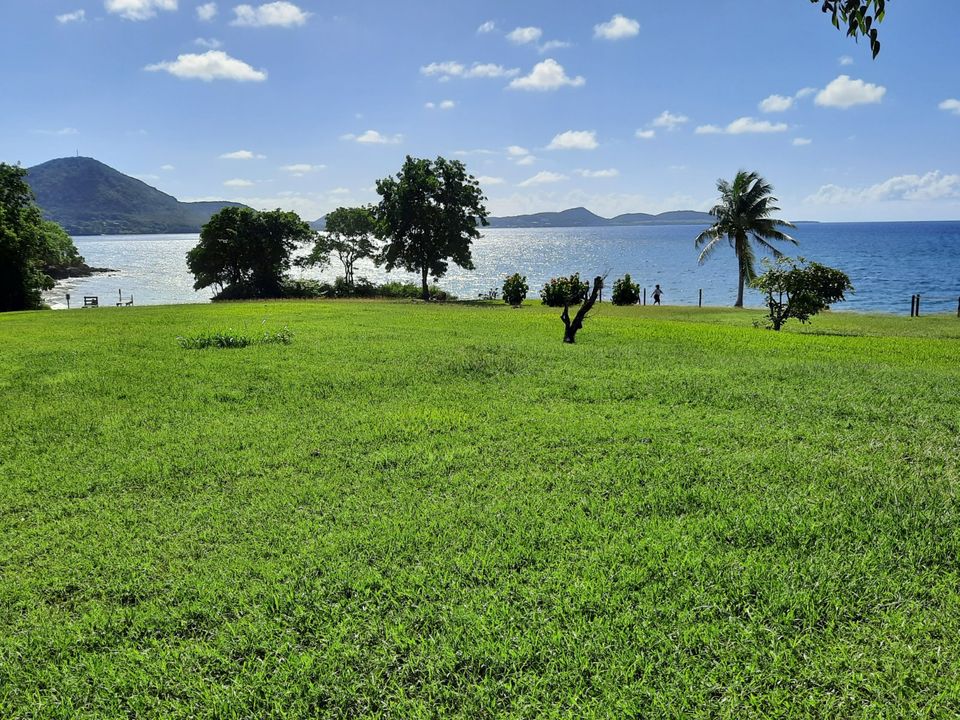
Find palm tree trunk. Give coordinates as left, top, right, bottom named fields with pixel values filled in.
left=735, top=271, right=745, bottom=308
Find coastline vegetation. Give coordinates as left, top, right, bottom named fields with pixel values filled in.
left=1, top=299, right=957, bottom=716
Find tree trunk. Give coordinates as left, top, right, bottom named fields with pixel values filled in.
left=735, top=270, right=745, bottom=308
left=421, top=266, right=430, bottom=301
left=561, top=276, right=603, bottom=343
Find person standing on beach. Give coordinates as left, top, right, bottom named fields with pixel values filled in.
left=652, top=284, right=663, bottom=305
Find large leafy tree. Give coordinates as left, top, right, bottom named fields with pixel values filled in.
left=815, top=0, right=886, bottom=58
left=0, top=162, right=82, bottom=312
left=695, top=171, right=797, bottom=308
left=375, top=156, right=488, bottom=301
left=304, top=206, right=377, bottom=287
left=186, top=206, right=314, bottom=298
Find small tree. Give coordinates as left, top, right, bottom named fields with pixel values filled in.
left=611, top=274, right=641, bottom=305
left=540, top=273, right=589, bottom=307
left=306, top=206, right=377, bottom=288
left=375, top=156, right=488, bottom=301
left=187, top=207, right=313, bottom=298
left=502, top=273, right=528, bottom=306
left=561, top=276, right=604, bottom=344
left=751, top=257, right=853, bottom=330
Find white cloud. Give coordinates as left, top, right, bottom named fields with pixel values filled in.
left=477, top=20, right=496, bottom=34
left=795, top=87, right=817, bottom=99
left=196, top=2, right=217, bottom=20
left=508, top=59, right=585, bottom=91
left=806, top=171, right=960, bottom=205
left=104, top=0, right=177, bottom=21
left=651, top=111, right=688, bottom=130
left=146, top=51, right=267, bottom=82
left=34, top=127, right=80, bottom=136
left=694, top=117, right=788, bottom=135
left=134, top=174, right=160, bottom=181
left=519, top=171, right=567, bottom=187
left=939, top=99, right=960, bottom=115
left=425, top=100, right=455, bottom=110
left=281, top=163, right=324, bottom=175
left=839, top=55, right=854, bottom=66
left=476, top=176, right=505, bottom=185
left=547, top=130, right=598, bottom=150
left=224, top=178, right=254, bottom=187
left=539, top=40, right=571, bottom=53
left=593, top=14, right=640, bottom=40
left=420, top=61, right=518, bottom=80
left=56, top=9, right=86, bottom=23
left=219, top=150, right=265, bottom=159
left=576, top=168, right=619, bottom=178
left=231, top=1, right=309, bottom=27
left=341, top=130, right=403, bottom=144
left=507, top=145, right=529, bottom=157
left=759, top=94, right=794, bottom=113
left=161, top=164, right=175, bottom=170
left=194, top=37, right=222, bottom=48
left=508, top=26, right=542, bottom=45
left=792, top=138, right=812, bottom=146
left=815, top=75, right=886, bottom=109
left=635, top=129, right=655, bottom=139
left=515, top=155, right=536, bottom=166
left=330, top=187, right=351, bottom=195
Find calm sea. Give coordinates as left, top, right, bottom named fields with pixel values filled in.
left=44, top=222, right=960, bottom=314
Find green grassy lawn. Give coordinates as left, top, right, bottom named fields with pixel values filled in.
left=1, top=300, right=959, bottom=718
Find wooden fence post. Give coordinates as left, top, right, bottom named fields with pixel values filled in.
left=643, top=288, right=646, bottom=306
left=699, top=289, right=703, bottom=308
left=916, top=295, right=921, bottom=317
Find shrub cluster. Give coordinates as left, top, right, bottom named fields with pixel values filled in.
left=540, top=273, right=589, bottom=307
left=502, top=273, right=529, bottom=306
left=612, top=274, right=641, bottom=305
left=213, top=278, right=455, bottom=302
left=177, top=325, right=294, bottom=350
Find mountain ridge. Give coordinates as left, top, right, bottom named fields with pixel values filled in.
left=26, top=157, right=249, bottom=235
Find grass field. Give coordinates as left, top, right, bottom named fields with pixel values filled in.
left=1, top=300, right=959, bottom=718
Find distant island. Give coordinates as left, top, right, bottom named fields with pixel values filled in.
left=311, top=206, right=715, bottom=231
left=26, top=157, right=249, bottom=236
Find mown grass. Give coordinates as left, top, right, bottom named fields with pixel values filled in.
left=1, top=300, right=958, bottom=718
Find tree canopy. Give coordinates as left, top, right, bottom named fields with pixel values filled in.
left=752, top=257, right=854, bottom=330
left=695, top=171, right=797, bottom=308
left=0, top=162, right=82, bottom=312
left=186, top=206, right=314, bottom=299
left=375, top=156, right=488, bottom=301
left=304, top=206, right=377, bottom=288
left=815, top=0, right=886, bottom=58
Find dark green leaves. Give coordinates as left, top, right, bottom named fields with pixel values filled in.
left=814, top=0, right=887, bottom=57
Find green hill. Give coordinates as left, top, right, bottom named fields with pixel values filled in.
left=486, top=206, right=714, bottom=228
left=26, top=157, right=249, bottom=236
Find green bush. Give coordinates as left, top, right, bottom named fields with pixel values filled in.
left=540, top=273, right=589, bottom=307
left=612, top=274, right=641, bottom=305
left=177, top=325, right=293, bottom=350
left=502, top=273, right=529, bottom=306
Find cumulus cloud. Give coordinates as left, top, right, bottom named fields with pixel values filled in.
left=507, top=146, right=530, bottom=157
left=519, top=171, right=568, bottom=187
left=196, top=2, right=217, bottom=20
left=341, top=130, right=403, bottom=144
left=795, top=87, right=817, bottom=99
left=420, top=61, right=518, bottom=80
left=281, top=164, right=324, bottom=175
left=593, top=14, right=640, bottom=40
left=576, top=168, right=619, bottom=178
left=509, top=59, right=585, bottom=91
left=507, top=26, right=542, bottom=45
left=425, top=100, right=456, bottom=110
left=477, top=20, right=496, bottom=33
left=547, top=130, right=598, bottom=150
left=939, top=99, right=960, bottom=115
left=231, top=1, right=309, bottom=27
left=839, top=55, right=854, bottom=66
left=194, top=37, right=222, bottom=48
left=104, top=0, right=177, bottom=21
left=805, top=171, right=960, bottom=205
left=146, top=51, right=267, bottom=81
left=815, top=75, right=886, bottom=109
left=220, top=149, right=266, bottom=159
left=161, top=164, right=175, bottom=170
left=224, top=178, right=254, bottom=187
left=56, top=9, right=86, bottom=23
left=695, top=117, right=788, bottom=135
left=34, top=127, right=80, bottom=136
left=792, top=138, right=812, bottom=146
left=635, top=129, right=655, bottom=139
left=476, top=176, right=505, bottom=185
left=539, top=40, right=571, bottom=53
left=515, top=155, right=536, bottom=166
left=759, top=94, right=794, bottom=113
left=651, top=111, right=688, bottom=130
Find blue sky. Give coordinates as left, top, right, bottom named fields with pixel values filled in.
left=3, top=0, right=959, bottom=221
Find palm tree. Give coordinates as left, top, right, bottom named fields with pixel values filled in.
left=695, top=171, right=797, bottom=307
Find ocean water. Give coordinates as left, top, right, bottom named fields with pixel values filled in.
left=44, top=222, right=960, bottom=314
